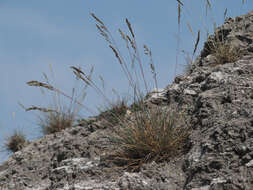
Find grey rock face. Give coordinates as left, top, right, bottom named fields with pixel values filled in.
left=1, top=10, right=253, bottom=190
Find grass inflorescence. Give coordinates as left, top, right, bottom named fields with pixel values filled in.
left=87, top=14, right=191, bottom=170
left=24, top=69, right=92, bottom=135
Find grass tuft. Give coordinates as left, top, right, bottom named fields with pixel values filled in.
left=38, top=107, right=75, bottom=135
left=207, top=32, right=241, bottom=66
left=5, top=130, right=27, bottom=153
left=24, top=68, right=91, bottom=135
left=98, top=98, right=128, bottom=125
left=211, top=41, right=241, bottom=66
left=108, top=107, right=190, bottom=171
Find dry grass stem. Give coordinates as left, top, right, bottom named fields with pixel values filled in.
left=144, top=45, right=158, bottom=90
left=25, top=106, right=56, bottom=113
left=193, top=30, right=200, bottom=56
left=178, top=2, right=181, bottom=26
left=91, top=13, right=151, bottom=98
left=27, top=81, right=54, bottom=91
left=176, top=0, right=184, bottom=6
left=126, top=18, right=135, bottom=38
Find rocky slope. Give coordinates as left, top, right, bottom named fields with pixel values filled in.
left=1, top=10, right=253, bottom=190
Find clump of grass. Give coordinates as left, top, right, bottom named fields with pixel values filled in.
left=129, top=95, right=146, bottom=112
left=70, top=14, right=191, bottom=171
left=24, top=68, right=94, bottom=135
left=98, top=98, right=128, bottom=125
left=38, top=108, right=75, bottom=135
left=109, top=107, right=190, bottom=171
left=176, top=0, right=246, bottom=72
left=70, top=14, right=158, bottom=128
left=5, top=130, right=27, bottom=153
left=209, top=39, right=241, bottom=66
left=203, top=28, right=241, bottom=66
left=21, top=103, right=76, bottom=135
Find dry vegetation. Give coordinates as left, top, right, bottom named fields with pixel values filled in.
left=206, top=32, right=242, bottom=66
left=71, top=14, right=191, bottom=170
left=12, top=0, right=246, bottom=169
left=38, top=108, right=75, bottom=135
left=98, top=98, right=128, bottom=125
left=4, top=131, right=27, bottom=153
left=24, top=69, right=92, bottom=135
left=109, top=107, right=189, bottom=171
left=176, top=0, right=244, bottom=70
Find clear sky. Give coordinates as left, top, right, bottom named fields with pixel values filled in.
left=1, top=1, right=252, bottom=162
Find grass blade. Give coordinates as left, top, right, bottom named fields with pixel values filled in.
left=193, top=30, right=200, bottom=56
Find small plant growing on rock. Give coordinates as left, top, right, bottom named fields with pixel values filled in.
left=201, top=18, right=242, bottom=67
left=24, top=68, right=93, bottom=135
left=208, top=37, right=241, bottom=66
left=38, top=108, right=75, bottom=135
left=4, top=130, right=27, bottom=153
left=109, top=107, right=189, bottom=171
left=71, top=14, right=191, bottom=171
left=98, top=98, right=128, bottom=125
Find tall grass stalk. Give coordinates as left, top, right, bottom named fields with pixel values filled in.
left=91, top=13, right=155, bottom=100
left=24, top=67, right=95, bottom=134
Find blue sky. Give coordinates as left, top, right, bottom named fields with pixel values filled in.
left=0, top=0, right=252, bottom=162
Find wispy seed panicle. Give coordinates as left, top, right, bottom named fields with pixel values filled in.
left=224, top=8, right=228, bottom=20
left=176, top=0, right=184, bottom=6
left=144, top=45, right=151, bottom=56
left=96, top=24, right=111, bottom=44
left=126, top=35, right=136, bottom=51
left=109, top=45, right=119, bottom=58
left=119, top=29, right=126, bottom=40
left=90, top=13, right=104, bottom=25
left=144, top=45, right=158, bottom=90
left=27, top=81, right=54, bottom=91
left=25, top=106, right=56, bottom=113
left=70, top=66, right=85, bottom=75
left=100, top=25, right=108, bottom=32
left=187, top=22, right=194, bottom=38
left=110, top=45, right=124, bottom=65
left=177, top=2, right=181, bottom=25
left=96, top=24, right=104, bottom=34
left=206, top=0, right=211, bottom=8
left=99, top=75, right=105, bottom=90
left=126, top=19, right=135, bottom=38
left=193, top=30, right=200, bottom=56
left=205, top=0, right=212, bottom=16
left=71, top=66, right=91, bottom=86
left=74, top=71, right=90, bottom=85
